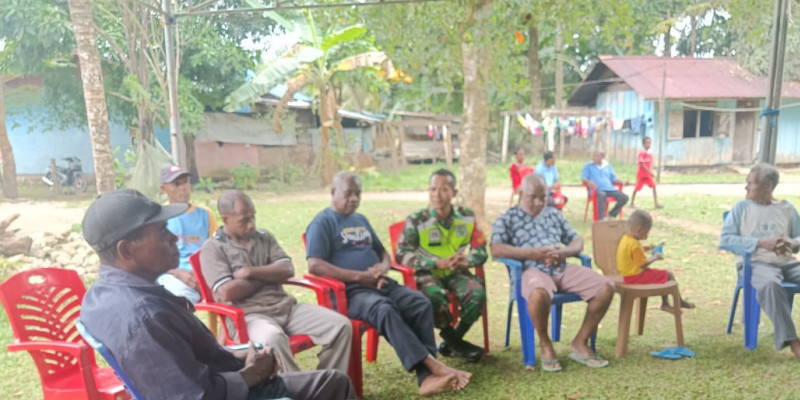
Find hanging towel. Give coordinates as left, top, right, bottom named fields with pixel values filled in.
left=611, top=118, right=625, bottom=130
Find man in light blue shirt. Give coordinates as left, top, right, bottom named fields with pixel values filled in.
left=720, top=164, right=800, bottom=358
left=581, top=151, right=628, bottom=220
left=535, top=151, right=568, bottom=208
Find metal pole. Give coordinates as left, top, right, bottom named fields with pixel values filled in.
left=758, top=0, right=788, bottom=164
left=163, top=0, right=182, bottom=164
left=501, top=114, right=510, bottom=163
left=656, top=62, right=666, bottom=183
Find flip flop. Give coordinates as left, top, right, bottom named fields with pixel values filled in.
left=671, top=346, right=695, bottom=357
left=540, top=358, right=562, bottom=372
left=568, top=352, right=609, bottom=368
left=650, top=348, right=681, bottom=360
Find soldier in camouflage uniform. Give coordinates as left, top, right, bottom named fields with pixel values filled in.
left=395, top=169, right=487, bottom=362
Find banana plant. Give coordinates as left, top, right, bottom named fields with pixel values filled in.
left=224, top=4, right=391, bottom=183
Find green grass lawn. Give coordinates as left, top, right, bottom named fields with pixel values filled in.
left=359, top=158, right=752, bottom=191
left=3, top=191, right=800, bottom=399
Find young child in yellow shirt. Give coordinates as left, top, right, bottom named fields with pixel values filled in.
left=616, top=210, right=695, bottom=312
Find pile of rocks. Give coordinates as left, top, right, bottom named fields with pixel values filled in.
left=4, top=231, right=99, bottom=279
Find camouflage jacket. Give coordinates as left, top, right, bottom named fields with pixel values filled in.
left=395, top=206, right=488, bottom=273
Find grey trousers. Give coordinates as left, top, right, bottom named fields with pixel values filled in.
left=245, top=303, right=353, bottom=374
left=346, top=279, right=437, bottom=386
left=747, top=261, right=800, bottom=350
left=249, top=370, right=356, bottom=400
left=596, top=190, right=628, bottom=219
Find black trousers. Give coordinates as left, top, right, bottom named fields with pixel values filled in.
left=347, top=279, right=437, bottom=385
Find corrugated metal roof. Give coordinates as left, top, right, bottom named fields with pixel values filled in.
left=569, top=56, right=800, bottom=105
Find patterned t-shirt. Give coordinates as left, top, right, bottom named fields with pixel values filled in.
left=491, top=205, right=579, bottom=275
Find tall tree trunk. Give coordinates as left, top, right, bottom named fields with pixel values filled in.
left=319, top=85, right=338, bottom=185
left=689, top=15, right=697, bottom=57
left=460, top=0, right=492, bottom=224
left=67, top=0, right=116, bottom=194
left=184, top=134, right=199, bottom=184
left=528, top=24, right=541, bottom=153
left=0, top=81, right=19, bottom=199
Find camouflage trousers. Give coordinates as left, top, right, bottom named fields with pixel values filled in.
left=416, top=270, right=486, bottom=337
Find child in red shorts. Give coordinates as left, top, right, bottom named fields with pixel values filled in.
left=616, top=210, right=694, bottom=313
left=630, top=137, right=662, bottom=209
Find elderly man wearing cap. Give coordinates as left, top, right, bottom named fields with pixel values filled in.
left=156, top=164, right=218, bottom=304
left=79, top=188, right=356, bottom=400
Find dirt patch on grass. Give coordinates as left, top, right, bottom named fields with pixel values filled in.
left=656, top=215, right=720, bottom=236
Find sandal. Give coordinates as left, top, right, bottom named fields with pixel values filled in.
left=568, top=352, right=609, bottom=368
left=541, top=358, right=562, bottom=372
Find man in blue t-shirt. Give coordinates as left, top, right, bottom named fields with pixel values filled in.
left=535, top=151, right=568, bottom=208
left=156, top=165, right=218, bottom=304
left=581, top=151, right=628, bottom=220
left=306, top=172, right=471, bottom=396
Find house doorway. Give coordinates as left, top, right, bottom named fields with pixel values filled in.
left=733, top=100, right=757, bottom=163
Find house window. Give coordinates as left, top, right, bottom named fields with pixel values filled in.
left=682, top=109, right=714, bottom=138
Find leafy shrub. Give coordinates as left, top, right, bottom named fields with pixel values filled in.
left=194, top=177, right=218, bottom=193
left=231, top=162, right=257, bottom=190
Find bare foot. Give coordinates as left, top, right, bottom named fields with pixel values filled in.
left=419, top=373, right=458, bottom=396
left=540, top=341, right=557, bottom=362
left=439, top=365, right=471, bottom=389
left=680, top=299, right=695, bottom=309
left=789, top=339, right=800, bottom=360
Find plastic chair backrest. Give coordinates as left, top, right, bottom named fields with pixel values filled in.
left=591, top=221, right=628, bottom=281
left=76, top=320, right=147, bottom=400
left=388, top=221, right=405, bottom=261
left=0, top=268, right=94, bottom=379
left=188, top=250, right=249, bottom=344
left=188, top=251, right=214, bottom=303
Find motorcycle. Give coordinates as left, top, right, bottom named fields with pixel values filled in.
left=42, top=156, right=88, bottom=192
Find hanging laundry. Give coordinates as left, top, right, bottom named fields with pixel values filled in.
left=630, top=116, right=643, bottom=135
left=516, top=113, right=532, bottom=133
left=525, top=113, right=540, bottom=134
left=621, top=119, right=631, bottom=131
left=611, top=118, right=625, bottom=131
left=427, top=125, right=434, bottom=138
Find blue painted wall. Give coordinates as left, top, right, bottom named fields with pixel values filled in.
left=777, top=101, right=800, bottom=163
left=597, top=90, right=658, bottom=164
left=597, top=90, right=800, bottom=166
left=5, top=103, right=171, bottom=175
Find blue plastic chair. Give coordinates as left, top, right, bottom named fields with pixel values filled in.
left=499, top=255, right=596, bottom=368
left=76, top=321, right=147, bottom=400
left=721, top=213, right=800, bottom=349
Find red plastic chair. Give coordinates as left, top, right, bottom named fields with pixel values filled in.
left=0, top=268, right=129, bottom=400
left=188, top=251, right=326, bottom=354
left=301, top=232, right=378, bottom=397
left=387, top=221, right=490, bottom=356
left=583, top=182, right=625, bottom=222
left=189, top=251, right=366, bottom=396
